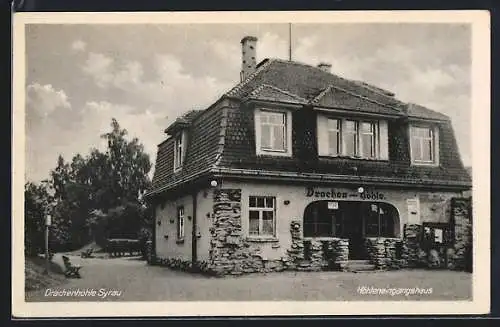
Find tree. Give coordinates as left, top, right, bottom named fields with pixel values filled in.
left=96, top=118, right=152, bottom=244
left=24, top=181, right=52, bottom=256
left=25, top=118, right=153, bottom=252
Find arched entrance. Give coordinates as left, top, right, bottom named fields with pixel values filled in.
left=303, top=200, right=399, bottom=259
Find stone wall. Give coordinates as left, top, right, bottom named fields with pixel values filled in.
left=208, top=188, right=286, bottom=275
left=209, top=188, right=244, bottom=275
left=403, top=196, right=473, bottom=272
left=157, top=189, right=471, bottom=275
left=208, top=192, right=349, bottom=275
left=450, top=197, right=473, bottom=271
left=404, top=224, right=427, bottom=268
left=285, top=221, right=349, bottom=272
left=364, top=238, right=407, bottom=270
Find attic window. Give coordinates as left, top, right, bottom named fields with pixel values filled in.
left=174, top=131, right=186, bottom=171
left=410, top=125, right=439, bottom=166
left=255, top=109, right=293, bottom=157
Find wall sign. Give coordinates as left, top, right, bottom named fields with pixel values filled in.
left=407, top=198, right=420, bottom=224
left=327, top=201, right=339, bottom=210
left=306, top=187, right=385, bottom=200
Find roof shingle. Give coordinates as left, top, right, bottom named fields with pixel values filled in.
left=148, top=58, right=470, bottom=196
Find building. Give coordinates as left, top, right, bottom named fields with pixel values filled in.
left=145, top=36, right=472, bottom=275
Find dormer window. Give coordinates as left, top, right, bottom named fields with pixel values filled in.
left=410, top=125, right=439, bottom=165
left=255, top=108, right=293, bottom=156
left=174, top=131, right=186, bottom=171
left=317, top=114, right=389, bottom=160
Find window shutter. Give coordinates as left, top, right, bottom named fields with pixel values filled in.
left=254, top=109, right=261, bottom=154
left=433, top=125, right=440, bottom=165
left=317, top=114, right=329, bottom=156
left=379, top=120, right=389, bottom=160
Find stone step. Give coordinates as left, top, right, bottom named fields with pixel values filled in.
left=346, top=260, right=376, bottom=272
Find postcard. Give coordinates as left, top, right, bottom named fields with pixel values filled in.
left=12, top=10, right=490, bottom=317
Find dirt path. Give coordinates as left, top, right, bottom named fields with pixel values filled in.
left=26, top=255, right=472, bottom=302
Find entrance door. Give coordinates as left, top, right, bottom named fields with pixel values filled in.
left=341, top=203, right=367, bottom=260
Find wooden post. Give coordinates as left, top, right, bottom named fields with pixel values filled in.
left=44, top=214, right=51, bottom=275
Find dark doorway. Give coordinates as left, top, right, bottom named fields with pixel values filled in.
left=303, top=200, right=398, bottom=260
left=341, top=204, right=366, bottom=259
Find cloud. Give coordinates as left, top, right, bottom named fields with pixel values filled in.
left=25, top=24, right=472, bottom=181
left=81, top=51, right=232, bottom=123
left=82, top=52, right=114, bottom=87
left=26, top=83, right=71, bottom=119
left=25, top=83, right=74, bottom=181
left=71, top=39, right=87, bottom=52
left=80, top=101, right=165, bottom=168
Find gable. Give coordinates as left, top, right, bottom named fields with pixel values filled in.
left=311, top=85, right=402, bottom=116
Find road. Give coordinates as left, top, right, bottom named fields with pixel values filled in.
left=25, top=254, right=472, bottom=302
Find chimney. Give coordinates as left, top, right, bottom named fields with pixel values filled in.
left=240, top=36, right=258, bottom=81
left=317, top=62, right=332, bottom=73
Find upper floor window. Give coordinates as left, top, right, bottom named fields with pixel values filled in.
left=318, top=115, right=388, bottom=160
left=344, top=120, right=359, bottom=157
left=255, top=109, right=292, bottom=157
left=248, top=196, right=276, bottom=237
left=410, top=125, right=439, bottom=165
left=360, top=122, right=376, bottom=158
left=327, top=119, right=341, bottom=156
left=174, top=132, right=185, bottom=171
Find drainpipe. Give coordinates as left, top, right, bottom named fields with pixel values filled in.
left=191, top=191, right=198, bottom=265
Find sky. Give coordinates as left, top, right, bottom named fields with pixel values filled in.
left=24, top=23, right=471, bottom=182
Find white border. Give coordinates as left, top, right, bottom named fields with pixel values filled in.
left=12, top=10, right=491, bottom=317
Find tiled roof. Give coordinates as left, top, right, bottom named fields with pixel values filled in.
left=311, top=85, right=402, bottom=116
left=147, top=58, right=469, bottom=197
left=217, top=105, right=471, bottom=188
left=164, top=109, right=205, bottom=135
left=149, top=105, right=224, bottom=196
left=245, top=84, right=308, bottom=105
left=406, top=103, right=450, bottom=121
left=226, top=59, right=449, bottom=121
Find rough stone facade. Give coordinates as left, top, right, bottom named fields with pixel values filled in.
left=364, top=237, right=407, bottom=270
left=207, top=189, right=350, bottom=275
left=286, top=221, right=349, bottom=271
left=450, top=197, right=473, bottom=271
left=403, top=224, right=426, bottom=268
left=402, top=198, right=472, bottom=271
left=152, top=190, right=472, bottom=275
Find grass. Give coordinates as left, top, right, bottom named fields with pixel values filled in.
left=24, top=256, right=67, bottom=291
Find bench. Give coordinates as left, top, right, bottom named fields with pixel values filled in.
left=62, top=255, right=82, bottom=278
left=80, top=248, right=94, bottom=258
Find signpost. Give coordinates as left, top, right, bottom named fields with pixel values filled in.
left=44, top=214, right=51, bottom=275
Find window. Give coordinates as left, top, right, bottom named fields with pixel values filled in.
left=303, top=201, right=341, bottom=237
left=344, top=120, right=358, bottom=156
left=343, top=120, right=378, bottom=158
left=256, top=109, right=292, bottom=156
left=327, top=119, right=341, bottom=156
left=318, top=115, right=385, bottom=159
left=360, top=122, right=376, bottom=158
left=260, top=111, right=286, bottom=152
left=177, top=206, right=185, bottom=239
left=410, top=126, right=438, bottom=165
left=303, top=201, right=397, bottom=238
left=248, top=196, right=276, bottom=237
left=174, top=132, right=185, bottom=170
left=364, top=203, right=394, bottom=238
